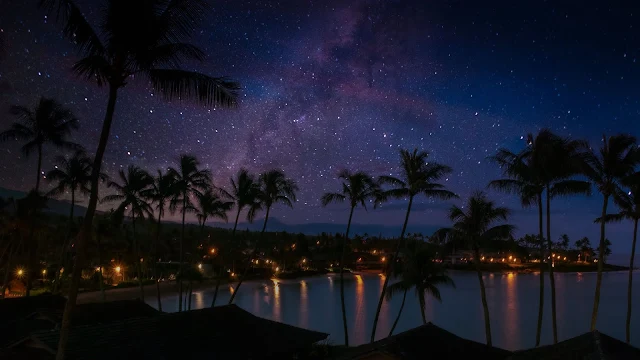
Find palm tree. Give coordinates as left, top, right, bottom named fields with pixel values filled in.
left=93, top=211, right=118, bottom=302
left=39, top=1, right=239, bottom=355
left=211, top=169, right=259, bottom=306
left=101, top=165, right=154, bottom=301
left=0, top=97, right=80, bottom=193
left=146, top=169, right=176, bottom=312
left=228, top=169, right=298, bottom=304
left=371, top=148, right=456, bottom=342
left=196, top=190, right=232, bottom=232
left=386, top=249, right=455, bottom=332
left=447, top=191, right=514, bottom=346
left=583, top=134, right=640, bottom=330
left=168, top=155, right=211, bottom=311
left=46, top=150, right=101, bottom=293
left=597, top=178, right=640, bottom=343
left=321, top=170, right=381, bottom=347
left=489, top=146, right=546, bottom=346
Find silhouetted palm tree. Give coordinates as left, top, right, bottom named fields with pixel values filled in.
left=229, top=169, right=298, bottom=304
left=386, top=249, right=455, bottom=332
left=489, top=146, right=546, bottom=345
left=597, top=175, right=640, bottom=342
left=196, top=190, right=232, bottom=232
left=101, top=165, right=153, bottom=301
left=321, top=170, right=381, bottom=347
left=146, top=169, right=176, bottom=312
left=47, top=150, right=103, bottom=292
left=447, top=191, right=514, bottom=346
left=39, top=1, right=239, bottom=354
left=583, top=134, right=640, bottom=330
left=0, top=97, right=80, bottom=193
left=371, top=148, right=456, bottom=342
left=93, top=211, right=118, bottom=302
left=212, top=169, right=259, bottom=306
left=168, top=155, right=211, bottom=312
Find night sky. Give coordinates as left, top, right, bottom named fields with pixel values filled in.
left=0, top=1, right=639, bottom=252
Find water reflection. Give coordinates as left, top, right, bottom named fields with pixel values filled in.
left=272, top=278, right=281, bottom=322
left=353, top=275, right=366, bottom=344
left=300, top=280, right=309, bottom=328
left=504, top=273, right=518, bottom=350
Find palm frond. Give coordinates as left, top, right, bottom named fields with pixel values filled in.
left=148, top=69, right=240, bottom=108
left=39, top=0, right=105, bottom=56
left=321, top=192, right=346, bottom=206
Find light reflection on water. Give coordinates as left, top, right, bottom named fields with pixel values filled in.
left=158, top=271, right=640, bottom=350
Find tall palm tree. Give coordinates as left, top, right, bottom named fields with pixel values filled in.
left=583, top=134, right=640, bottom=330
left=146, top=169, right=176, bottom=312
left=321, top=170, right=381, bottom=347
left=386, top=249, right=455, bottom=332
left=228, top=169, right=298, bottom=304
left=211, top=169, right=259, bottom=306
left=39, top=1, right=239, bottom=355
left=597, top=178, right=640, bottom=343
left=371, top=148, right=456, bottom=342
left=0, top=97, right=80, bottom=193
left=46, top=150, right=102, bottom=293
left=168, top=155, right=211, bottom=312
left=447, top=191, right=514, bottom=346
left=489, top=147, right=546, bottom=346
left=101, top=165, right=154, bottom=301
left=196, top=190, right=232, bottom=232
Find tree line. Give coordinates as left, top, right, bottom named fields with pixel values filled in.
left=0, top=1, right=638, bottom=358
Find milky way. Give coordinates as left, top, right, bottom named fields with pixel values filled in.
left=1, top=1, right=639, bottom=251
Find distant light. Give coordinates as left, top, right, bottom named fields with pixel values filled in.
left=95, top=267, right=100, bottom=272
left=302, top=259, right=307, bottom=263
left=210, top=248, right=216, bottom=254
left=42, top=269, right=47, bottom=275
left=381, top=257, right=386, bottom=262
left=275, top=267, right=280, bottom=272
left=198, top=264, right=202, bottom=270
left=115, top=266, right=121, bottom=274
left=508, top=255, right=513, bottom=260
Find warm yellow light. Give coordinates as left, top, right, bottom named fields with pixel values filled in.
left=210, top=248, right=216, bottom=254
left=256, top=259, right=260, bottom=265
left=552, top=253, right=555, bottom=257
left=302, top=259, right=306, bottom=263
left=316, top=241, right=320, bottom=245
left=95, top=267, right=101, bottom=272
left=490, top=258, right=494, bottom=262
left=502, top=258, right=505, bottom=262
left=481, top=256, right=485, bottom=261
left=509, top=255, right=513, bottom=260
left=60, top=267, right=64, bottom=274
left=198, top=263, right=202, bottom=269
left=381, top=256, right=386, bottom=262
left=357, top=257, right=362, bottom=262
left=563, top=257, right=567, bottom=260
left=115, top=266, right=121, bottom=274
left=231, top=272, right=236, bottom=277
left=140, top=258, right=144, bottom=263
left=275, top=267, right=280, bottom=272
left=16, top=268, right=24, bottom=277
left=42, top=269, right=47, bottom=275
left=373, top=250, right=377, bottom=254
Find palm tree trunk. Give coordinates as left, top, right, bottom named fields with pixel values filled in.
left=419, top=294, right=427, bottom=325
left=56, top=83, right=119, bottom=360
left=229, top=206, right=271, bottom=304
left=155, top=210, right=163, bottom=312
left=371, top=195, right=413, bottom=343
left=474, top=246, right=492, bottom=346
left=1, top=243, right=14, bottom=298
left=53, top=189, right=76, bottom=294
left=626, top=218, right=638, bottom=343
left=96, top=233, right=106, bottom=303
left=132, top=216, right=144, bottom=302
left=339, top=206, right=355, bottom=347
left=535, top=193, right=545, bottom=347
left=546, top=188, right=558, bottom=343
left=187, top=281, right=193, bottom=310
left=590, top=193, right=609, bottom=331
left=388, top=286, right=407, bottom=337
left=213, top=208, right=241, bottom=307
left=178, top=196, right=186, bottom=312
left=25, top=145, right=43, bottom=297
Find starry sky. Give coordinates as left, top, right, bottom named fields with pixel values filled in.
left=0, top=1, right=639, bottom=252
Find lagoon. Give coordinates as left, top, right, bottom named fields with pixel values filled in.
left=156, top=270, right=640, bottom=350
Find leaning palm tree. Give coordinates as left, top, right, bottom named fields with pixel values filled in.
left=0, top=97, right=80, bottom=193
left=447, top=191, right=514, bottom=346
left=46, top=150, right=102, bottom=293
left=101, top=166, right=154, bottom=301
left=146, top=169, right=176, bottom=312
left=371, top=148, right=456, bottom=342
left=39, top=1, right=239, bottom=355
left=228, top=169, right=298, bottom=304
left=597, top=178, right=640, bottom=343
left=583, top=134, right=640, bottom=330
left=168, top=155, right=211, bottom=312
left=321, top=170, right=381, bottom=347
left=489, top=147, right=546, bottom=345
left=213, top=169, right=259, bottom=306
left=196, top=190, right=232, bottom=232
left=386, top=249, right=455, bottom=332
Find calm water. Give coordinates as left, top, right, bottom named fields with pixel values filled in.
left=154, top=271, right=640, bottom=350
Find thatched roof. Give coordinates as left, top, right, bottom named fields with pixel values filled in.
left=508, top=331, right=640, bottom=360
left=10, top=304, right=328, bottom=360
left=338, top=323, right=512, bottom=359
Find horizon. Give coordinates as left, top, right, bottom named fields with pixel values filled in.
left=1, top=1, right=639, bottom=253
